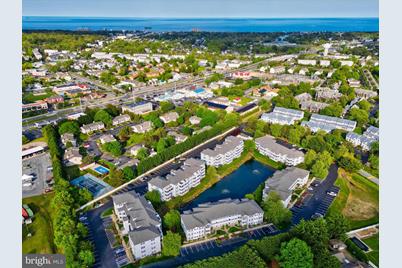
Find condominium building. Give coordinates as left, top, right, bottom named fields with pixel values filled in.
left=122, top=102, right=153, bottom=115
left=315, top=89, right=343, bottom=101
left=263, top=167, right=310, bottom=207
left=80, top=122, right=105, bottom=134
left=260, top=107, right=304, bottom=125
left=181, top=198, right=264, bottom=241
left=301, top=114, right=357, bottom=133
left=148, top=158, right=206, bottom=201
left=346, top=126, right=379, bottom=151
left=255, top=135, right=305, bottom=166
left=113, top=191, right=162, bottom=260
left=201, top=136, right=244, bottom=167
left=112, top=114, right=131, bottom=126
left=132, top=121, right=153, bottom=133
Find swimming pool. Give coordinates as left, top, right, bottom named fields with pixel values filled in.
left=94, top=165, right=110, bottom=175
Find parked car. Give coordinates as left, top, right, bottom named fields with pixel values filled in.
left=311, top=213, right=323, bottom=220
left=326, top=191, right=338, bottom=197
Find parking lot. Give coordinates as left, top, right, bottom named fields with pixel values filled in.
left=22, top=153, right=53, bottom=198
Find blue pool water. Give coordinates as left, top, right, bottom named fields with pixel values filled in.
left=94, top=165, right=109, bottom=175
left=71, top=173, right=113, bottom=198
left=180, top=160, right=275, bottom=211
left=22, top=17, right=379, bottom=32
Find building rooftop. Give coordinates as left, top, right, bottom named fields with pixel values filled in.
left=201, top=136, right=243, bottom=158
left=181, top=198, right=263, bottom=230
left=255, top=135, right=304, bottom=159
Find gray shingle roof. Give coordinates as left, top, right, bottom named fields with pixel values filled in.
left=201, top=136, right=243, bottom=158
left=255, top=135, right=304, bottom=159
left=181, top=198, right=263, bottom=230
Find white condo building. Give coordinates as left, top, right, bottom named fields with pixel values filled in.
left=255, top=135, right=305, bottom=166
left=148, top=158, right=206, bottom=201
left=181, top=198, right=264, bottom=241
left=113, top=191, right=162, bottom=260
left=263, top=167, right=310, bottom=207
left=301, top=114, right=357, bottom=133
left=200, top=136, right=244, bottom=167
left=346, top=126, right=379, bottom=151
left=260, top=106, right=304, bottom=125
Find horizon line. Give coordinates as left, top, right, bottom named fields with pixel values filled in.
left=22, top=16, right=379, bottom=19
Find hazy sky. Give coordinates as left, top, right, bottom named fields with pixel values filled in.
left=22, top=0, right=379, bottom=18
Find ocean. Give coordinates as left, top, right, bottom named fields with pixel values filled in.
left=22, top=17, right=379, bottom=32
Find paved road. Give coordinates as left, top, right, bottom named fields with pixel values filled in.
left=85, top=202, right=118, bottom=268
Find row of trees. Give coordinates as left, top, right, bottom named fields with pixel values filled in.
left=136, top=113, right=238, bottom=174
left=42, top=125, right=95, bottom=268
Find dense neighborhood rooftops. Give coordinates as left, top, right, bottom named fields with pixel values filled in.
left=181, top=198, right=263, bottom=230
left=301, top=114, right=357, bottom=133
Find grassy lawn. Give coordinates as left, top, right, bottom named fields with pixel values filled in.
left=363, top=233, right=379, bottom=266
left=23, top=92, right=53, bottom=103
left=253, top=150, right=286, bottom=170
left=101, top=207, right=113, bottom=218
left=328, top=169, right=379, bottom=230
left=22, top=194, right=59, bottom=254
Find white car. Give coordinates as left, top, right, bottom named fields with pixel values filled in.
left=326, top=191, right=338, bottom=197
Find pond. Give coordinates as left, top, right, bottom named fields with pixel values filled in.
left=180, top=160, right=276, bottom=211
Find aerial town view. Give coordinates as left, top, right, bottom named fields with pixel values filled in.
left=21, top=1, right=380, bottom=268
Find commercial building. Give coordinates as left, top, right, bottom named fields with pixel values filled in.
left=148, top=158, right=206, bottom=201
left=122, top=102, right=153, bottom=115
left=112, top=114, right=131, bottom=126
left=80, top=122, right=105, bottom=134
left=346, top=126, right=379, bottom=151
left=22, top=101, right=48, bottom=113
left=201, top=136, right=244, bottom=167
left=181, top=198, right=264, bottom=241
left=160, top=111, right=179, bottom=124
left=255, top=135, right=305, bottom=166
left=263, top=167, right=310, bottom=207
left=113, top=191, right=162, bottom=260
left=132, top=121, right=153, bottom=133
left=260, top=107, right=304, bottom=125
left=301, top=114, right=357, bottom=133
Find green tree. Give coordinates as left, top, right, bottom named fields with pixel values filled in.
left=102, top=141, right=123, bottom=157
left=278, top=238, right=314, bottom=268
left=58, top=121, right=80, bottom=135
left=270, top=124, right=283, bottom=137
left=325, top=213, right=350, bottom=240
left=22, top=135, right=30, bottom=145
left=290, top=218, right=330, bottom=255
left=304, top=150, right=317, bottom=169
left=157, top=138, right=168, bottom=153
left=163, top=210, right=181, bottom=232
left=136, top=148, right=149, bottom=160
left=117, top=126, right=132, bottom=141
left=122, top=166, right=135, bottom=181
left=145, top=190, right=162, bottom=208
left=94, top=109, right=112, bottom=126
left=162, top=231, right=182, bottom=257
left=311, top=160, right=328, bottom=179
left=262, top=192, right=292, bottom=229
left=338, top=156, right=362, bottom=172
left=349, top=108, right=369, bottom=126
left=100, top=71, right=119, bottom=85
left=108, top=167, right=125, bottom=187
left=160, top=101, right=175, bottom=113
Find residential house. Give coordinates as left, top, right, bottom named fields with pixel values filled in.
left=168, top=131, right=188, bottom=143
left=63, top=147, right=82, bottom=166
left=315, top=89, right=343, bottom=101
left=160, top=112, right=179, bottom=124
left=298, top=59, right=317, bottom=66
left=295, top=93, right=313, bottom=103
left=354, top=88, right=378, bottom=99
left=61, top=133, right=76, bottom=147
left=300, top=100, right=330, bottom=113
left=112, top=114, right=131, bottom=126
left=80, top=122, right=105, bottom=134
left=132, top=121, right=153, bottom=134
left=99, top=134, right=116, bottom=144
left=346, top=126, right=379, bottom=151
left=189, top=116, right=201, bottom=125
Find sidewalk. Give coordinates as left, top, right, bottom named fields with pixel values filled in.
left=358, top=169, right=379, bottom=185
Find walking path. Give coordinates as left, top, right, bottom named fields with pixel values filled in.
left=358, top=169, right=379, bottom=185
